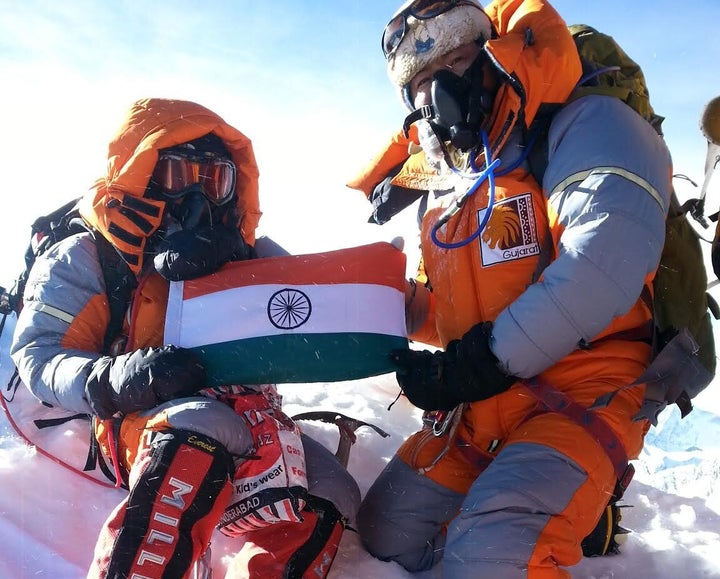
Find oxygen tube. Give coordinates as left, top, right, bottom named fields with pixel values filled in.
left=431, top=129, right=500, bottom=249
left=430, top=126, right=541, bottom=250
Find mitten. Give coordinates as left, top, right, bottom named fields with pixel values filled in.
left=153, top=224, right=253, bottom=281
left=85, top=345, right=206, bottom=418
left=391, top=322, right=516, bottom=411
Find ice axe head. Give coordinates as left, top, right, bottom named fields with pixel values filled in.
left=292, top=411, right=390, bottom=468
left=700, top=96, right=720, bottom=188
left=701, top=96, right=720, bottom=146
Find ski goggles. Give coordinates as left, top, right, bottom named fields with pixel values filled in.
left=152, top=152, right=236, bottom=205
left=382, top=0, right=479, bottom=60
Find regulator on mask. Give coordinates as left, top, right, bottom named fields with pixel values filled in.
left=163, top=185, right=215, bottom=232
left=403, top=50, right=493, bottom=170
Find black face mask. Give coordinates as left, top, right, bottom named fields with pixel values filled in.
left=164, top=186, right=212, bottom=231
left=402, top=50, right=493, bottom=154
left=162, top=184, right=236, bottom=232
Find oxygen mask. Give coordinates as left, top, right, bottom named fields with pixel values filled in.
left=403, top=50, right=493, bottom=174
left=164, top=186, right=213, bottom=231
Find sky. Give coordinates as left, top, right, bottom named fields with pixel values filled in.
left=0, top=1, right=719, bottom=287
left=0, top=1, right=720, bottom=576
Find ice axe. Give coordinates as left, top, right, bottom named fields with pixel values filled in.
left=292, top=411, right=390, bottom=468
left=700, top=96, right=720, bottom=288
left=699, top=96, right=720, bottom=218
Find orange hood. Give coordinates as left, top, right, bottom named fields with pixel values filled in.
left=79, top=98, right=262, bottom=276
left=483, top=0, right=582, bottom=151
left=347, top=0, right=582, bottom=194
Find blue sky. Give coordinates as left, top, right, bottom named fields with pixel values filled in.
left=0, top=0, right=719, bottom=286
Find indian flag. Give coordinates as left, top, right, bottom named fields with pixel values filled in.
left=164, top=242, right=409, bottom=385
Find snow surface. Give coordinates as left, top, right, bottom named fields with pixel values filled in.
left=1, top=310, right=720, bottom=578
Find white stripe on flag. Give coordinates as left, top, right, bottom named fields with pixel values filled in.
left=164, top=282, right=405, bottom=349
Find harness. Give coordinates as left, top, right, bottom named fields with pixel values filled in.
left=451, top=378, right=635, bottom=502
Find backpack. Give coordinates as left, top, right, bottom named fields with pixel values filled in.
left=0, top=198, right=136, bottom=354
left=528, top=24, right=718, bottom=419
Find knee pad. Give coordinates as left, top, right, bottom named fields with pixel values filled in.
left=148, top=396, right=254, bottom=456
left=90, top=429, right=234, bottom=579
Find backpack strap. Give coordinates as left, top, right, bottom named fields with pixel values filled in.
left=93, top=232, right=137, bottom=355
left=526, top=103, right=562, bottom=185
left=34, top=417, right=118, bottom=485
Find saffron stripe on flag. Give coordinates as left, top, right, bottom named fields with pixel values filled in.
left=180, top=241, right=406, bottom=300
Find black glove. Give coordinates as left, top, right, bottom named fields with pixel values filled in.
left=391, top=322, right=516, bottom=411
left=85, top=345, right=206, bottom=418
left=153, top=224, right=253, bottom=281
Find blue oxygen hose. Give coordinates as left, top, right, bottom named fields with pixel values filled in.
left=431, top=130, right=500, bottom=249
left=430, top=126, right=539, bottom=249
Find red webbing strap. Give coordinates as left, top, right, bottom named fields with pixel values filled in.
left=455, top=435, right=495, bottom=472
left=453, top=379, right=634, bottom=499
left=523, top=378, right=631, bottom=491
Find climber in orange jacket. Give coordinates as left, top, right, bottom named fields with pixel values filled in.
left=351, top=1, right=673, bottom=577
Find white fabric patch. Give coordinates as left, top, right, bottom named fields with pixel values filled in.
left=478, top=193, right=540, bottom=266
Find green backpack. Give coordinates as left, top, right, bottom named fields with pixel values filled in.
left=533, top=24, right=717, bottom=420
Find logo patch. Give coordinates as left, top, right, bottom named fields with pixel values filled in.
left=413, top=24, right=435, bottom=54
left=478, top=193, right=539, bottom=266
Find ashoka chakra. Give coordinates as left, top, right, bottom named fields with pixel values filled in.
left=267, top=288, right=312, bottom=329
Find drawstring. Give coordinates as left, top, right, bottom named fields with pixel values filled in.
left=578, top=65, right=621, bottom=87
left=106, top=419, right=125, bottom=489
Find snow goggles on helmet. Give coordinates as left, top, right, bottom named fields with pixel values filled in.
left=152, top=152, right=236, bottom=205
left=382, top=0, right=478, bottom=60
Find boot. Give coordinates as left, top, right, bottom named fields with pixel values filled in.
left=582, top=500, right=631, bottom=557
left=226, top=495, right=345, bottom=578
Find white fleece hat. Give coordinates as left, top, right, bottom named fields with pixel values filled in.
left=386, top=1, right=493, bottom=90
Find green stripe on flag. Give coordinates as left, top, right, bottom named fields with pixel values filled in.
left=193, top=333, right=409, bottom=386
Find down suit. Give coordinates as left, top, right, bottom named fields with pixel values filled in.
left=11, top=98, right=360, bottom=578
left=350, top=1, right=672, bottom=577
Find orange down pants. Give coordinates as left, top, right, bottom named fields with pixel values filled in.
left=359, top=377, right=648, bottom=578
